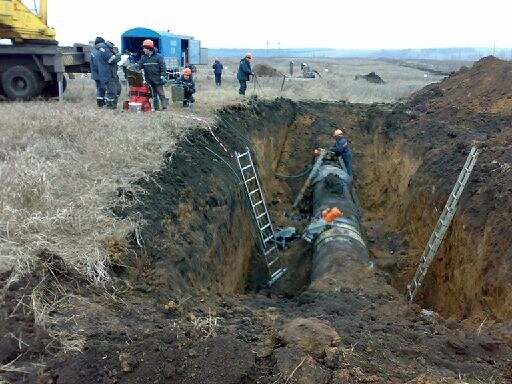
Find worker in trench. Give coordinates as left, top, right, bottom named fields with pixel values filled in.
left=331, top=129, right=352, bottom=176
left=133, top=39, right=168, bottom=110
left=95, top=37, right=121, bottom=109
left=173, top=67, right=196, bottom=107
left=237, top=52, right=253, bottom=96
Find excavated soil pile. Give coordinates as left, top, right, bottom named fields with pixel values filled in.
left=354, top=72, right=385, bottom=84
left=3, top=57, right=512, bottom=383
left=252, top=64, right=283, bottom=77
left=409, top=56, right=512, bottom=115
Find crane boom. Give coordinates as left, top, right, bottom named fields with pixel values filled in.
left=0, top=0, right=56, bottom=41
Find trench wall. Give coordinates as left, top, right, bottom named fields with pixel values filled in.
left=120, top=99, right=512, bottom=321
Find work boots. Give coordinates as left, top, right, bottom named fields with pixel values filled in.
left=96, top=98, right=105, bottom=108
left=105, top=97, right=118, bottom=110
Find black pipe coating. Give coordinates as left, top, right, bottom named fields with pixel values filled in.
left=309, top=159, right=372, bottom=291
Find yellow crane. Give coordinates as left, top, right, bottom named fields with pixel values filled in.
left=0, top=0, right=56, bottom=41
left=0, top=0, right=90, bottom=100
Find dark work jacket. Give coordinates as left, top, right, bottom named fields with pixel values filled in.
left=174, top=75, right=195, bottom=94
left=95, top=42, right=120, bottom=82
left=136, top=48, right=167, bottom=83
left=237, top=58, right=252, bottom=81
left=90, top=46, right=100, bottom=80
left=331, top=136, right=351, bottom=159
left=212, top=61, right=223, bottom=74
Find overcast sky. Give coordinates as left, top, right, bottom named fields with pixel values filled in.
left=41, top=0, right=510, bottom=49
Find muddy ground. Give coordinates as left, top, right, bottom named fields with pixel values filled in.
left=2, top=57, right=512, bottom=383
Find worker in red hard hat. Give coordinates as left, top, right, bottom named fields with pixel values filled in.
left=237, top=52, right=253, bottom=96
left=330, top=128, right=352, bottom=176
left=133, top=39, right=168, bottom=110
left=173, top=67, right=196, bottom=107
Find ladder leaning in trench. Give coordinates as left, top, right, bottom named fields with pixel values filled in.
left=407, top=146, right=480, bottom=302
left=235, top=147, right=288, bottom=287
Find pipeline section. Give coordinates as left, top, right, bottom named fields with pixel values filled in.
left=303, top=158, right=372, bottom=291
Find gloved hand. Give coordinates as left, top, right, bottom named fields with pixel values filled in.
left=160, top=76, right=168, bottom=85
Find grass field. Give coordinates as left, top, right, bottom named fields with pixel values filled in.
left=0, top=57, right=446, bottom=289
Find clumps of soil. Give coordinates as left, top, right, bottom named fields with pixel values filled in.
left=354, top=72, right=385, bottom=84
left=252, top=63, right=283, bottom=77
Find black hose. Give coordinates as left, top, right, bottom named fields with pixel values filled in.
left=203, top=144, right=268, bottom=258
left=274, top=164, right=313, bottom=179
left=204, top=146, right=241, bottom=183
left=217, top=115, right=254, bottom=149
left=218, top=115, right=312, bottom=180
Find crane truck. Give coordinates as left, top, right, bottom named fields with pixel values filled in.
left=0, top=0, right=91, bottom=100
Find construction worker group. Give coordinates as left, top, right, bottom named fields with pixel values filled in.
left=90, top=36, right=255, bottom=110
left=90, top=39, right=353, bottom=174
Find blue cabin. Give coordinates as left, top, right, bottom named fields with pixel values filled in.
left=121, top=27, right=202, bottom=69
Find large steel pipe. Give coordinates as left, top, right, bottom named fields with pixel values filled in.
left=306, top=160, right=372, bottom=291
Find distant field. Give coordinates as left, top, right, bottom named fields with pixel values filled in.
left=0, top=58, right=448, bottom=282
left=378, top=57, right=473, bottom=75
left=195, top=57, right=445, bottom=104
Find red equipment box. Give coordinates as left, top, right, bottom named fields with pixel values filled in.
left=123, top=86, right=152, bottom=112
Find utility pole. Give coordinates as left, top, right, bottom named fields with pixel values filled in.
left=278, top=41, right=281, bottom=57
left=266, top=41, right=269, bottom=57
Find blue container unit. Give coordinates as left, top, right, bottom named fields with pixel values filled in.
left=121, top=27, right=201, bottom=70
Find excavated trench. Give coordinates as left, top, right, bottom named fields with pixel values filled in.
left=6, top=97, right=512, bottom=384
left=7, top=60, right=512, bottom=384
left=115, top=98, right=507, bottom=323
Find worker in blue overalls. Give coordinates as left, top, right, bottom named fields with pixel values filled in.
left=96, top=39, right=121, bottom=109
left=90, top=36, right=106, bottom=107
left=331, top=128, right=352, bottom=176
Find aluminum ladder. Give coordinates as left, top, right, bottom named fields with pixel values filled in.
left=407, top=147, right=480, bottom=301
left=235, top=147, right=288, bottom=287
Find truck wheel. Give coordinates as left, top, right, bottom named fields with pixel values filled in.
left=41, top=74, right=67, bottom=98
left=1, top=65, right=42, bottom=100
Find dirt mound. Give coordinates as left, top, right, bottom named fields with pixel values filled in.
left=354, top=72, right=385, bottom=84
left=410, top=56, right=512, bottom=116
left=252, top=63, right=283, bottom=77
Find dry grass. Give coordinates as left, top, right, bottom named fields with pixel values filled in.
left=0, top=91, right=200, bottom=286
left=0, top=57, right=444, bottom=299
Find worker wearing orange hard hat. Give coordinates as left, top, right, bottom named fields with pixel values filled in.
left=174, top=67, right=196, bottom=107
left=331, top=128, right=352, bottom=176
left=134, top=39, right=168, bottom=110
left=237, top=52, right=253, bottom=96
